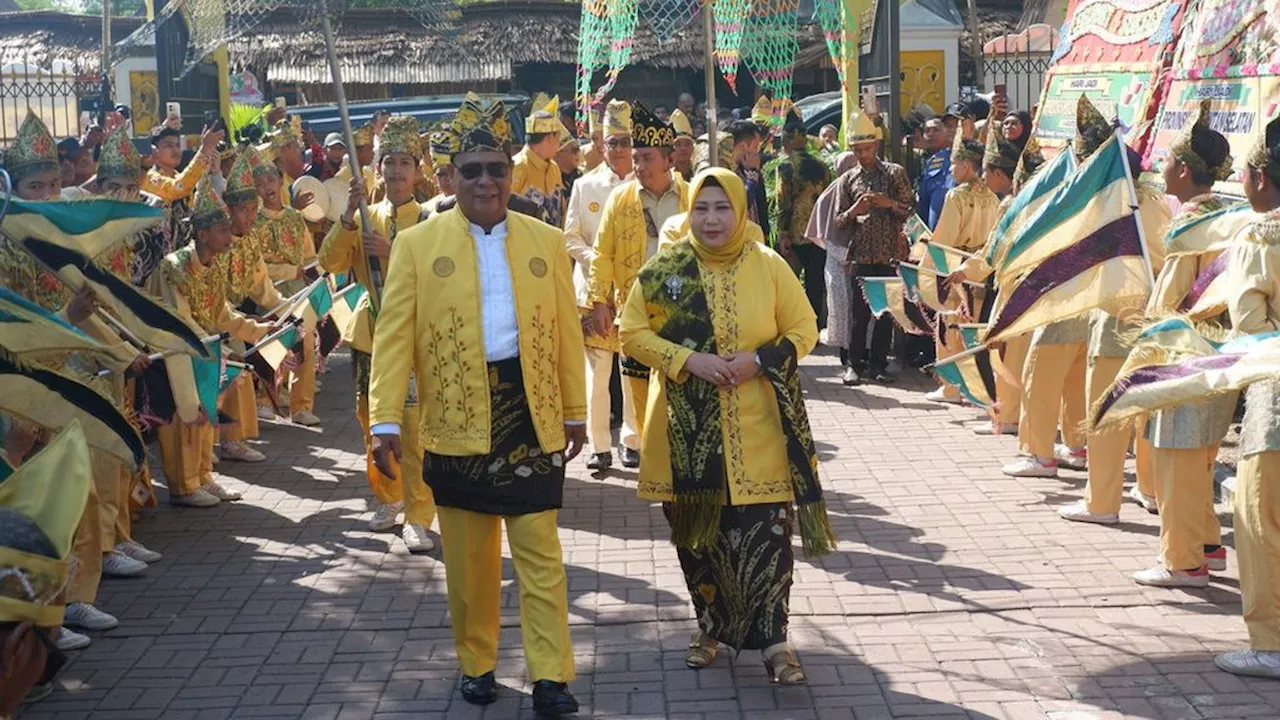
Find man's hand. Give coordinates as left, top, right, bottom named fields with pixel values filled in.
left=342, top=176, right=366, bottom=226
left=866, top=191, right=894, bottom=209
left=292, top=191, right=315, bottom=212
left=199, top=125, right=224, bottom=155
left=66, top=286, right=99, bottom=324
left=563, top=424, right=586, bottom=463
left=362, top=229, right=392, bottom=259
left=685, top=352, right=736, bottom=388
left=720, top=351, right=761, bottom=385
left=591, top=302, right=614, bottom=338
left=371, top=433, right=402, bottom=480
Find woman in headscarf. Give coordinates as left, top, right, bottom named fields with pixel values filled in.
left=1002, top=110, right=1034, bottom=152
left=619, top=168, right=835, bottom=685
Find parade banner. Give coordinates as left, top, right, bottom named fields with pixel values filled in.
left=1035, top=67, right=1161, bottom=154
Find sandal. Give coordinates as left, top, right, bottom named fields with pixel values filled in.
left=685, top=631, right=720, bottom=669
left=764, top=643, right=806, bottom=685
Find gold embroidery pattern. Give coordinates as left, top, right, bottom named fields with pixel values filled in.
left=166, top=248, right=226, bottom=333
left=701, top=246, right=760, bottom=497
left=426, top=306, right=479, bottom=439
left=524, top=305, right=560, bottom=435
left=0, top=234, right=71, bottom=311
left=258, top=208, right=309, bottom=266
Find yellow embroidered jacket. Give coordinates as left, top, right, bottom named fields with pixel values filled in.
left=147, top=243, right=272, bottom=343
left=512, top=146, right=564, bottom=227
left=143, top=153, right=210, bottom=203
left=619, top=242, right=818, bottom=504
left=588, top=175, right=690, bottom=311
left=213, top=229, right=285, bottom=309
left=368, top=207, right=587, bottom=456
left=257, top=205, right=317, bottom=290
left=317, top=197, right=428, bottom=353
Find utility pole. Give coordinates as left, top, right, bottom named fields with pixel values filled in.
left=100, top=0, right=112, bottom=127
left=965, top=0, right=985, bottom=91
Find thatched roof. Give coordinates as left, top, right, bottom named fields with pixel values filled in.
left=0, top=10, right=144, bottom=70
left=229, top=1, right=827, bottom=84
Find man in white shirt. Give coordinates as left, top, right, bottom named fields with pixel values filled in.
left=563, top=99, right=634, bottom=471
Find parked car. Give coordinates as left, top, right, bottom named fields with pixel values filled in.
left=287, top=93, right=531, bottom=145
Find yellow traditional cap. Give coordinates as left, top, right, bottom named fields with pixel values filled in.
left=631, top=101, right=675, bottom=149
left=750, top=95, right=774, bottom=126
left=191, top=176, right=231, bottom=229
left=846, top=110, right=881, bottom=145
left=669, top=108, right=694, bottom=138
left=983, top=120, right=1019, bottom=172
left=96, top=126, right=142, bottom=181
left=224, top=146, right=261, bottom=206
left=352, top=122, right=375, bottom=148
left=527, top=94, right=562, bottom=135
left=447, top=93, right=513, bottom=156
left=1171, top=100, right=1234, bottom=181
left=603, top=99, right=632, bottom=139
left=429, top=128, right=452, bottom=170
left=587, top=102, right=605, bottom=136
left=1247, top=114, right=1280, bottom=175
left=558, top=121, right=576, bottom=150
left=0, top=420, right=90, bottom=628
left=1013, top=136, right=1045, bottom=187
left=952, top=126, right=984, bottom=165
left=1073, top=94, right=1112, bottom=161
left=377, top=116, right=422, bottom=163
left=2, top=111, right=58, bottom=178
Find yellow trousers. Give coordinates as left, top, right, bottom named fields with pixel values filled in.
left=997, top=334, right=1031, bottom=427
left=935, top=328, right=963, bottom=400
left=1018, top=341, right=1087, bottom=459
left=437, top=506, right=574, bottom=682
left=585, top=348, right=615, bottom=455
left=69, top=477, right=103, bottom=604
left=219, top=374, right=260, bottom=443
left=89, top=450, right=132, bottom=551
left=1083, top=356, right=1154, bottom=514
left=624, top=374, right=648, bottom=450
left=156, top=421, right=216, bottom=496
left=1154, top=446, right=1220, bottom=570
left=1235, top=451, right=1280, bottom=651
left=283, top=327, right=317, bottom=413
left=354, top=396, right=435, bottom=526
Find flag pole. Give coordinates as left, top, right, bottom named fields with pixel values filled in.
left=264, top=273, right=330, bottom=320
left=895, top=260, right=985, bottom=287
left=1115, top=128, right=1155, bottom=288
left=319, top=0, right=380, bottom=314
left=245, top=319, right=303, bottom=357
left=924, top=341, right=988, bottom=370
left=922, top=241, right=979, bottom=259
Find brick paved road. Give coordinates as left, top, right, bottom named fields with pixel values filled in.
left=20, top=348, right=1277, bottom=719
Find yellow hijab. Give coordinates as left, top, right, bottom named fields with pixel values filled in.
left=681, top=167, right=753, bottom=267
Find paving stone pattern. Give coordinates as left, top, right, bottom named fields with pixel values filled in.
left=20, top=348, right=1277, bottom=719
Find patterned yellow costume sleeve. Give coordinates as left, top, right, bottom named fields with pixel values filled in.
left=143, top=152, right=211, bottom=203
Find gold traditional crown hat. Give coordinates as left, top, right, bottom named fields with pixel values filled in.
left=558, top=121, right=576, bottom=150
left=1073, top=94, right=1112, bottom=161
left=602, top=99, right=632, bottom=139
left=2, top=111, right=58, bottom=178
left=750, top=95, right=775, bottom=127
left=223, top=146, right=261, bottom=206
left=0, top=421, right=91, bottom=628
left=1013, top=136, right=1045, bottom=187
left=669, top=108, right=694, bottom=138
left=846, top=109, right=882, bottom=145
left=951, top=121, right=985, bottom=165
left=191, top=175, right=231, bottom=229
left=983, top=120, right=1020, bottom=173
left=377, top=116, right=423, bottom=163
left=96, top=126, right=142, bottom=181
left=526, top=94, right=562, bottom=135
left=246, top=142, right=277, bottom=180
left=631, top=100, right=675, bottom=149
left=352, top=122, right=376, bottom=148
left=1247, top=113, right=1280, bottom=176
left=1171, top=100, right=1234, bottom=181
left=447, top=92, right=514, bottom=156
left=429, top=128, right=453, bottom=171
left=587, top=101, right=606, bottom=137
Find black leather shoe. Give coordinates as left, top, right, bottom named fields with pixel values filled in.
left=586, top=451, right=612, bottom=471
left=620, top=447, right=640, bottom=468
left=460, top=671, right=498, bottom=705
left=532, top=680, right=579, bottom=717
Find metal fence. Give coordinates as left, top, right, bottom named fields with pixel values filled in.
left=0, top=58, right=104, bottom=144
left=983, top=47, right=1055, bottom=115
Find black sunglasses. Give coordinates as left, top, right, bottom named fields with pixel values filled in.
left=457, top=162, right=510, bottom=180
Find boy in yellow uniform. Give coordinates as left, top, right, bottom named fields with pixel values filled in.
left=512, top=95, right=566, bottom=226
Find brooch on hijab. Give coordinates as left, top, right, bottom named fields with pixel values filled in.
left=664, top=275, right=684, bottom=300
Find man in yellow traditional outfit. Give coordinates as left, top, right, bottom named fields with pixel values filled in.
left=512, top=95, right=566, bottom=226
left=148, top=178, right=274, bottom=509
left=583, top=102, right=606, bottom=173
left=1215, top=114, right=1280, bottom=680
left=669, top=107, right=696, bottom=181
left=136, top=123, right=223, bottom=281
left=1002, top=98, right=1108, bottom=479
left=424, top=129, right=457, bottom=214
left=331, top=122, right=378, bottom=198
left=254, top=143, right=321, bottom=427
left=0, top=422, right=92, bottom=715
left=368, top=95, right=586, bottom=715
left=318, top=116, right=437, bottom=552
left=1122, top=101, right=1237, bottom=587
left=920, top=131, right=1000, bottom=404
left=564, top=99, right=634, bottom=471
left=215, top=147, right=287, bottom=462
left=589, top=101, right=689, bottom=469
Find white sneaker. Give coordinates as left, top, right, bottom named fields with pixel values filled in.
left=1127, top=485, right=1159, bottom=514
left=1132, top=565, right=1210, bottom=588
left=206, top=481, right=242, bottom=501
left=102, top=550, right=148, bottom=578
left=256, top=405, right=276, bottom=421
left=171, top=487, right=221, bottom=508
left=1054, top=444, right=1088, bottom=471
left=972, top=422, right=1019, bottom=436
left=402, top=523, right=434, bottom=553
left=55, top=626, right=91, bottom=651
left=64, top=602, right=119, bottom=631
left=1058, top=500, right=1119, bottom=525
left=220, top=440, right=266, bottom=463
left=115, top=540, right=162, bottom=564
left=291, top=410, right=321, bottom=426
left=1002, top=456, right=1058, bottom=478
left=211, top=447, right=220, bottom=465
left=369, top=501, right=403, bottom=532
left=1216, top=650, right=1280, bottom=679
left=925, top=388, right=964, bottom=405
